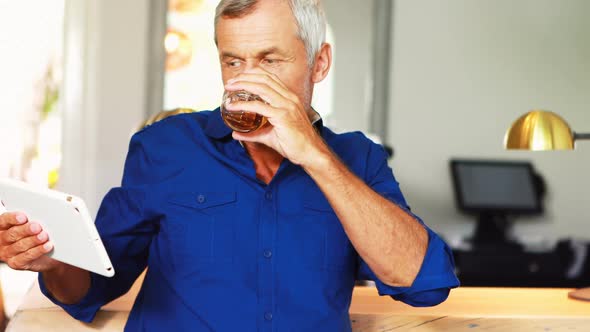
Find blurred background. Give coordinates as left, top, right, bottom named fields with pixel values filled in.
left=0, top=0, right=589, bottom=323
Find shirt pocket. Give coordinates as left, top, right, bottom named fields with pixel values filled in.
left=303, top=189, right=356, bottom=272
left=163, top=191, right=237, bottom=268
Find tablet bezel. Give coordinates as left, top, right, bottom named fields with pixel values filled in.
left=0, top=178, right=115, bottom=277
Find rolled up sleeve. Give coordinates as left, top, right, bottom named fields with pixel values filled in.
left=356, top=137, right=459, bottom=306
left=38, top=132, right=158, bottom=322
left=357, top=225, right=459, bottom=306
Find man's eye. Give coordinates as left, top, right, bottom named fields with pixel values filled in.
left=227, top=60, right=241, bottom=68
left=263, top=58, right=280, bottom=65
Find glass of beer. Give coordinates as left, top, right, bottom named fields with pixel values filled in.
left=221, top=90, right=268, bottom=133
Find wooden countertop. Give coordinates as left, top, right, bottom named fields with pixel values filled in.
left=350, top=286, right=590, bottom=331
left=351, top=286, right=590, bottom=318
left=0, top=281, right=5, bottom=330
left=7, top=279, right=590, bottom=331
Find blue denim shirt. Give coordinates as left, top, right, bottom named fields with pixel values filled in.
left=39, top=109, right=459, bottom=331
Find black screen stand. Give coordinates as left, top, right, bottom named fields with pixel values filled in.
left=470, top=213, right=523, bottom=251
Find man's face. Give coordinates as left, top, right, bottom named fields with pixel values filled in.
left=216, top=0, right=314, bottom=108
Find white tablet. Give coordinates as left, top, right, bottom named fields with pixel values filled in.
left=0, top=178, right=114, bottom=277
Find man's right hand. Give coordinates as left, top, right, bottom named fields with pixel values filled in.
left=0, top=211, right=91, bottom=304
left=0, top=211, right=60, bottom=272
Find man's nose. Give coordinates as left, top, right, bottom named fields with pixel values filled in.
left=241, top=62, right=267, bottom=75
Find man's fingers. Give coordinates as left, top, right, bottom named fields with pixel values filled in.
left=6, top=241, right=53, bottom=270
left=0, top=212, right=27, bottom=231
left=6, top=231, right=49, bottom=257
left=1, top=221, right=42, bottom=244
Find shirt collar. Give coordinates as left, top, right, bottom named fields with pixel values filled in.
left=204, top=107, right=324, bottom=140
left=204, top=107, right=233, bottom=139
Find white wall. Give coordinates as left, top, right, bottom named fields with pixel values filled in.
left=322, top=0, right=374, bottom=133
left=389, top=0, right=590, bottom=241
left=60, top=0, right=150, bottom=215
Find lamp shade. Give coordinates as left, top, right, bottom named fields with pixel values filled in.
left=165, top=29, right=193, bottom=71
left=504, top=110, right=574, bottom=151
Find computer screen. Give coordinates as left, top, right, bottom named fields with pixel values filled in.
left=450, top=159, right=542, bottom=215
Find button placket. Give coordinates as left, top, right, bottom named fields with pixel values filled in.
left=259, top=187, right=276, bottom=330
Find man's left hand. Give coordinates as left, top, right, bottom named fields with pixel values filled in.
left=224, top=73, right=328, bottom=166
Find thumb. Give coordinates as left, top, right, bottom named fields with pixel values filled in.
left=231, top=125, right=273, bottom=143
left=231, top=131, right=256, bottom=142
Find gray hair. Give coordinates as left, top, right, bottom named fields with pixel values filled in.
left=214, top=0, right=327, bottom=65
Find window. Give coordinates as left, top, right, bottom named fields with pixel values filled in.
left=0, top=0, right=64, bottom=188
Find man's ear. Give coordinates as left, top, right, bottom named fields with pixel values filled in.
left=311, top=43, right=332, bottom=83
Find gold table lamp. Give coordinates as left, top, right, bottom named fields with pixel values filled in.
left=505, top=110, right=590, bottom=150
left=505, top=110, right=590, bottom=301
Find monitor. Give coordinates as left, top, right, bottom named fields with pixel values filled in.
left=450, top=159, right=542, bottom=215
left=450, top=159, right=544, bottom=248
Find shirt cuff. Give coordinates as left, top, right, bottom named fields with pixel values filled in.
left=371, top=224, right=460, bottom=305
left=38, top=272, right=105, bottom=323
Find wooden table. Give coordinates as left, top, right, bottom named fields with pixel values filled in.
left=350, top=287, right=590, bottom=331
left=0, top=280, right=5, bottom=330
left=7, top=278, right=590, bottom=331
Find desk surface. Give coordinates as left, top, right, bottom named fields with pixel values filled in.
left=7, top=282, right=590, bottom=332
left=351, top=287, right=590, bottom=331
left=0, top=281, right=5, bottom=330
left=351, top=286, right=590, bottom=318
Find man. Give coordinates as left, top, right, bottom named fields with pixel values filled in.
left=0, top=0, right=459, bottom=330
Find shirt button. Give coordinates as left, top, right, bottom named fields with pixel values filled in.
left=264, top=312, right=273, bottom=321
left=265, top=192, right=273, bottom=200
left=263, top=249, right=273, bottom=258
left=197, top=194, right=206, bottom=203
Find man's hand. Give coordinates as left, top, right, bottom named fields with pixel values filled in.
left=0, top=212, right=60, bottom=272
left=0, top=211, right=91, bottom=304
left=224, top=73, right=330, bottom=167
